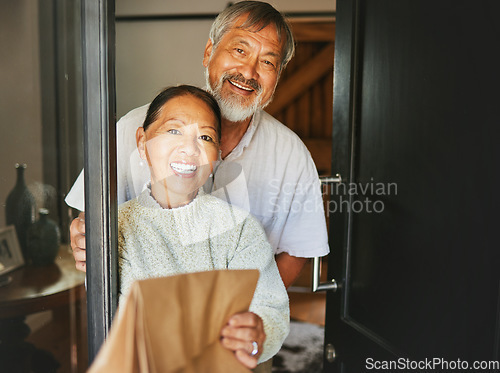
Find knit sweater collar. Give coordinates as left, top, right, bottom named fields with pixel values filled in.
left=137, top=185, right=206, bottom=211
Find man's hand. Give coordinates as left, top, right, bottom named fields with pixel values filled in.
left=220, top=312, right=266, bottom=369
left=275, top=252, right=307, bottom=288
left=70, top=211, right=86, bottom=272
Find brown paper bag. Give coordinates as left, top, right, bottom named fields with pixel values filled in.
left=88, top=269, right=259, bottom=373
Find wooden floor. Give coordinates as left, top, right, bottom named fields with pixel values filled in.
left=289, top=291, right=326, bottom=326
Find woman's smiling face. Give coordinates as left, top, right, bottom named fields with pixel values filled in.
left=137, top=94, right=219, bottom=208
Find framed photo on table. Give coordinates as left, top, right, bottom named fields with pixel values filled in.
left=0, top=225, right=25, bottom=276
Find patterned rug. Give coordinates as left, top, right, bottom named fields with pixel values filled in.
left=272, top=320, right=324, bottom=373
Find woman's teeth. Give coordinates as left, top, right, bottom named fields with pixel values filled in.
left=171, top=162, right=197, bottom=174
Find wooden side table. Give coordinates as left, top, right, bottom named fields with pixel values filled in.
left=0, top=246, right=86, bottom=372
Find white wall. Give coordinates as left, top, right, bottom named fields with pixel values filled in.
left=0, top=0, right=43, bottom=228
left=115, top=0, right=336, bottom=118
left=116, top=19, right=213, bottom=117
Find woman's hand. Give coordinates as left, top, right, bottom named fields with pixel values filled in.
left=220, top=312, right=266, bottom=369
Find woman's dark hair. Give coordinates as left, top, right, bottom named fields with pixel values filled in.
left=143, top=85, right=222, bottom=142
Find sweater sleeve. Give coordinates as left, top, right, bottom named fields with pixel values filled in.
left=227, top=215, right=290, bottom=363
left=117, top=204, right=137, bottom=304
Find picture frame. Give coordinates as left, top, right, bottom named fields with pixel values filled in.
left=0, top=225, right=25, bottom=276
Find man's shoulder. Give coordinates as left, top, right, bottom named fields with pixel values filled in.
left=259, top=110, right=299, bottom=136
left=256, top=110, right=311, bottom=153
left=117, top=103, right=150, bottom=128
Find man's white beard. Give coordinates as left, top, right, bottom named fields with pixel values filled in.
left=205, top=68, right=271, bottom=123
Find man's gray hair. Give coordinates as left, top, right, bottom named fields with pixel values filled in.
left=209, top=1, right=295, bottom=72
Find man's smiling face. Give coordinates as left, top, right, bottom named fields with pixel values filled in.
left=203, top=14, right=284, bottom=123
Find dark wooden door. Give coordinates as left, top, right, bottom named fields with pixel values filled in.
left=324, top=1, right=500, bottom=371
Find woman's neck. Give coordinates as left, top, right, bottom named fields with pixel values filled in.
left=150, top=182, right=197, bottom=209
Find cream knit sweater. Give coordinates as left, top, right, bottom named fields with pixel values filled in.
left=118, top=188, right=290, bottom=363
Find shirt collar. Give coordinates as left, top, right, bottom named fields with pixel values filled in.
left=224, top=110, right=261, bottom=160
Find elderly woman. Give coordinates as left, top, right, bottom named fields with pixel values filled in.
left=117, top=85, right=289, bottom=369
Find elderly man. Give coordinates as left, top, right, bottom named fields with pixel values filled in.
left=67, top=1, right=329, bottom=369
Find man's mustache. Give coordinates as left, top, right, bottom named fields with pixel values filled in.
left=222, top=73, right=262, bottom=94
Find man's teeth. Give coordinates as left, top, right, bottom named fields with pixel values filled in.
left=230, top=80, right=253, bottom=91
left=171, top=163, right=197, bottom=174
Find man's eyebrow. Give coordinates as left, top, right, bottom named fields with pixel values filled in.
left=265, top=50, right=280, bottom=59
left=235, top=38, right=251, bottom=47
left=235, top=38, right=280, bottom=59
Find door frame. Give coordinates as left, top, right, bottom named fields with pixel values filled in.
left=81, top=0, right=118, bottom=363
left=324, top=0, right=355, bottom=370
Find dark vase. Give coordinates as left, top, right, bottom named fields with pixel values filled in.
left=27, top=209, right=61, bottom=266
left=5, top=163, right=36, bottom=260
